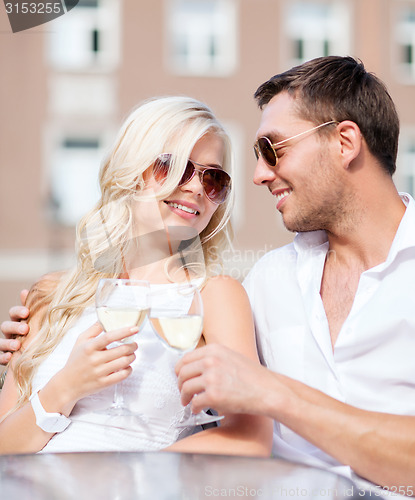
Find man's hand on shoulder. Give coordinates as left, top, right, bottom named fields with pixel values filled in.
left=0, top=289, right=29, bottom=365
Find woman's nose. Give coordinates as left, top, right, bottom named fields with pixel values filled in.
left=180, top=170, right=204, bottom=196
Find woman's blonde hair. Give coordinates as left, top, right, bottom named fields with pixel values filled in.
left=12, top=96, right=234, bottom=406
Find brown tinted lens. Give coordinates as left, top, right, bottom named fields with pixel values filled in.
left=202, top=169, right=231, bottom=204
left=153, top=154, right=171, bottom=183
left=258, top=137, right=277, bottom=166
left=179, top=160, right=197, bottom=186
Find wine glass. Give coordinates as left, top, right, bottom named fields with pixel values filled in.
left=96, top=278, right=150, bottom=416
left=149, top=283, right=224, bottom=427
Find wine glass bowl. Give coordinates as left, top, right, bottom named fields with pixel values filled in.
left=149, top=284, right=203, bottom=352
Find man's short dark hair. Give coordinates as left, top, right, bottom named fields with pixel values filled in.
left=254, top=56, right=400, bottom=176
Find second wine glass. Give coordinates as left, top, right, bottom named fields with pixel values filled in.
left=96, top=278, right=150, bottom=417
left=149, top=283, right=224, bottom=427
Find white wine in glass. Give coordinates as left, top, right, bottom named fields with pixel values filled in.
left=149, top=283, right=224, bottom=427
left=96, top=278, right=150, bottom=416
left=150, top=316, right=203, bottom=351
left=97, top=307, right=148, bottom=341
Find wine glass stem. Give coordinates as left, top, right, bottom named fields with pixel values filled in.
left=112, top=382, right=125, bottom=409
left=182, top=403, right=193, bottom=420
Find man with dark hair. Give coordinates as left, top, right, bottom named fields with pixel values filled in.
left=177, top=56, right=415, bottom=493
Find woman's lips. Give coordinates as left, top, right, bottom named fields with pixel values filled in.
left=164, top=200, right=200, bottom=218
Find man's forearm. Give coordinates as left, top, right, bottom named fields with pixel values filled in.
left=266, top=373, right=415, bottom=492
left=177, top=344, right=415, bottom=493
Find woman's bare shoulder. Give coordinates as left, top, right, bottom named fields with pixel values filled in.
left=202, top=274, right=246, bottom=295
left=202, top=275, right=250, bottom=310
left=201, top=275, right=256, bottom=356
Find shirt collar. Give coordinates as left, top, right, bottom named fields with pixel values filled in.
left=293, top=230, right=328, bottom=254
left=386, top=192, right=415, bottom=260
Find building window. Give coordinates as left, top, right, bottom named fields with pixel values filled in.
left=396, top=7, right=415, bottom=80
left=286, top=1, right=350, bottom=65
left=47, top=0, right=120, bottom=71
left=166, top=0, right=237, bottom=76
left=49, top=137, right=103, bottom=226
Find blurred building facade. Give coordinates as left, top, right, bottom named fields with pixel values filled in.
left=1, top=0, right=415, bottom=320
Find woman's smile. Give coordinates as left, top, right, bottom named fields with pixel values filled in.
left=164, top=199, right=200, bottom=218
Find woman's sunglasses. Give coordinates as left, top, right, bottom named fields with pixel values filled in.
left=254, top=121, right=338, bottom=167
left=153, top=153, right=232, bottom=205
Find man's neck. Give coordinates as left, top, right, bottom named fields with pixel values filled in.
left=325, top=187, right=406, bottom=272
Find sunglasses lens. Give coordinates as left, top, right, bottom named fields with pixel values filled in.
left=258, top=137, right=277, bottom=166
left=179, top=160, right=196, bottom=186
left=153, top=154, right=171, bottom=183
left=202, top=169, right=231, bottom=204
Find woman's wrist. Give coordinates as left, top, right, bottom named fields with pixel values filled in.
left=41, top=373, right=78, bottom=417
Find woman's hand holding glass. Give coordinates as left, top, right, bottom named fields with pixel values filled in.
left=54, top=322, right=139, bottom=416
left=95, top=278, right=150, bottom=417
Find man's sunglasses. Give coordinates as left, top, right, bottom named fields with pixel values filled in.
left=254, top=121, right=338, bottom=167
left=153, top=153, right=232, bottom=205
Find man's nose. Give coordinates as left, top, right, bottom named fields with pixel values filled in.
left=253, top=157, right=278, bottom=186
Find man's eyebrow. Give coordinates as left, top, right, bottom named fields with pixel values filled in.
left=257, top=129, right=288, bottom=145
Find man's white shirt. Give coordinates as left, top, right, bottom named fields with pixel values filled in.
left=243, top=192, right=415, bottom=492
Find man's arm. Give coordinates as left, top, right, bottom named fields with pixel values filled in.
left=176, top=344, right=415, bottom=494
left=0, top=290, right=29, bottom=366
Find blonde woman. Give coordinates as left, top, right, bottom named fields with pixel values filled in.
left=0, top=96, right=272, bottom=455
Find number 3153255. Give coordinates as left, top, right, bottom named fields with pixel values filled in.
left=5, top=3, right=64, bottom=15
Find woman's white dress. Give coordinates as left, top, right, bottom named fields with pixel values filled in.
left=32, top=283, right=195, bottom=453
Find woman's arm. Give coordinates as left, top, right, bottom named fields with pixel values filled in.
left=167, top=276, right=273, bottom=457
left=0, top=280, right=139, bottom=454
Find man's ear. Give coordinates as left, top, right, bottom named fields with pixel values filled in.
left=337, top=120, right=362, bottom=169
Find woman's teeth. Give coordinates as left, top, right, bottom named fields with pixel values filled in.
left=166, top=202, right=198, bottom=214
